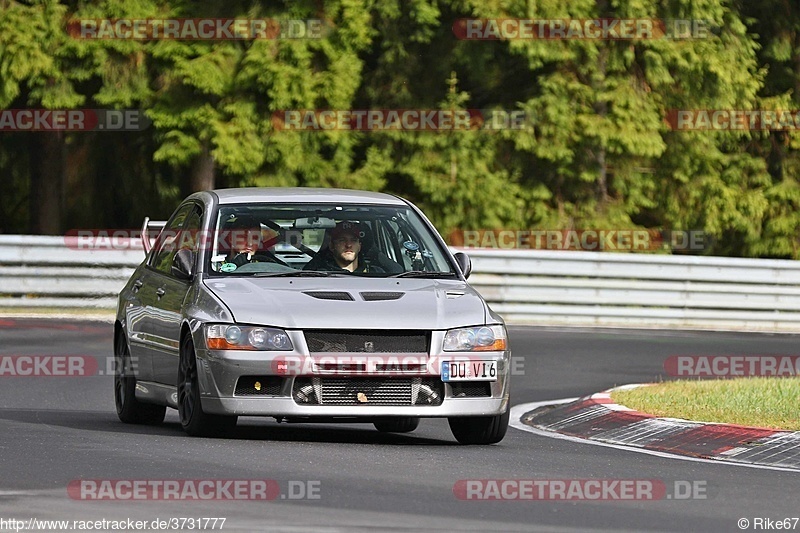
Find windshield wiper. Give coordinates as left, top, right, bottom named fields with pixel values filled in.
left=390, top=271, right=459, bottom=278
left=253, top=271, right=334, bottom=277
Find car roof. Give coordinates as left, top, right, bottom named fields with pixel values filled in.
left=211, top=187, right=407, bottom=206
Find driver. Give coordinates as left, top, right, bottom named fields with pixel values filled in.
left=306, top=221, right=385, bottom=273
left=221, top=215, right=278, bottom=268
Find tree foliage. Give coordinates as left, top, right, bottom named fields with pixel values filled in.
left=1, top=0, right=800, bottom=257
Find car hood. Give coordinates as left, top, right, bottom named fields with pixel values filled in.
left=203, top=277, right=488, bottom=330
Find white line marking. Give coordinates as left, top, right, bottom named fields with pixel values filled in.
left=510, top=400, right=800, bottom=474
left=505, top=325, right=800, bottom=336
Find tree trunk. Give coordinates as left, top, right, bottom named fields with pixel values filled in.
left=596, top=144, right=609, bottom=203
left=593, top=0, right=610, bottom=205
left=29, top=132, right=65, bottom=235
left=189, top=142, right=215, bottom=192
left=794, top=33, right=800, bottom=105
left=593, top=65, right=609, bottom=204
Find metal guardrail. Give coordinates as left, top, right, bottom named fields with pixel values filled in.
left=0, top=235, right=143, bottom=309
left=466, top=249, right=800, bottom=331
left=2, top=235, right=800, bottom=331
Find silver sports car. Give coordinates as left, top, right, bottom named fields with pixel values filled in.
left=115, top=188, right=510, bottom=444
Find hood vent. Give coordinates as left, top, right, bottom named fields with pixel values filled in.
left=360, top=291, right=405, bottom=301
left=303, top=291, right=354, bottom=301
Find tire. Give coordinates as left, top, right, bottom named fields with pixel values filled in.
left=114, top=333, right=166, bottom=425
left=178, top=335, right=237, bottom=437
left=448, top=406, right=509, bottom=445
left=373, top=417, right=420, bottom=433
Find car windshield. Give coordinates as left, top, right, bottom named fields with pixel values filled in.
left=206, top=203, right=457, bottom=278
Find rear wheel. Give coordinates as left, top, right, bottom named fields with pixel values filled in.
left=114, top=333, right=166, bottom=425
left=448, top=407, right=509, bottom=445
left=373, top=417, right=419, bottom=433
left=178, top=335, right=237, bottom=437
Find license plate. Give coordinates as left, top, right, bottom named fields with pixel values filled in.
left=441, top=360, right=497, bottom=382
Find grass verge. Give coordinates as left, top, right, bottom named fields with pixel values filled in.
left=0, top=307, right=115, bottom=321
left=610, top=378, right=800, bottom=431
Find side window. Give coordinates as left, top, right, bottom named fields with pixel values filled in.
left=148, top=204, right=193, bottom=274
left=182, top=205, right=203, bottom=252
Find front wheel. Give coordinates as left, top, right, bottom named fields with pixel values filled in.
left=178, top=335, right=237, bottom=437
left=448, top=407, right=509, bottom=445
left=114, top=333, right=166, bottom=425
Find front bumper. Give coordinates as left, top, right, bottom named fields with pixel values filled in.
left=201, top=395, right=509, bottom=417
left=194, top=337, right=511, bottom=418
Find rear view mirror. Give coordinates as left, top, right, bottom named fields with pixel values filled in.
left=454, top=252, right=472, bottom=279
left=294, top=216, right=336, bottom=230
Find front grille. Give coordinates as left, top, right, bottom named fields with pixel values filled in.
left=317, top=362, right=367, bottom=372
left=375, top=363, right=426, bottom=373
left=450, top=382, right=492, bottom=398
left=234, top=376, right=283, bottom=396
left=304, top=330, right=429, bottom=353
left=292, top=377, right=443, bottom=406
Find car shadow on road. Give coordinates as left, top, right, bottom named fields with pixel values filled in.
left=0, top=408, right=457, bottom=446
left=226, top=419, right=456, bottom=445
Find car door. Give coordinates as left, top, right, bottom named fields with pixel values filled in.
left=136, top=203, right=193, bottom=385
left=131, top=205, right=193, bottom=382
left=122, top=260, right=156, bottom=382
left=148, top=203, right=203, bottom=386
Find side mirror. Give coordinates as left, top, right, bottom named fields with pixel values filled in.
left=454, top=251, right=472, bottom=279
left=171, top=249, right=195, bottom=280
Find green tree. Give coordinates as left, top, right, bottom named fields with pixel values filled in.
left=459, top=0, right=771, bottom=257
left=0, top=0, right=79, bottom=234
left=736, top=0, right=800, bottom=258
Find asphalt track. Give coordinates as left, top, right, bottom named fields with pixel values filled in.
left=0, top=319, right=798, bottom=532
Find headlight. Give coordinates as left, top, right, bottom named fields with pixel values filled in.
left=206, top=324, right=293, bottom=351
left=443, top=325, right=507, bottom=352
